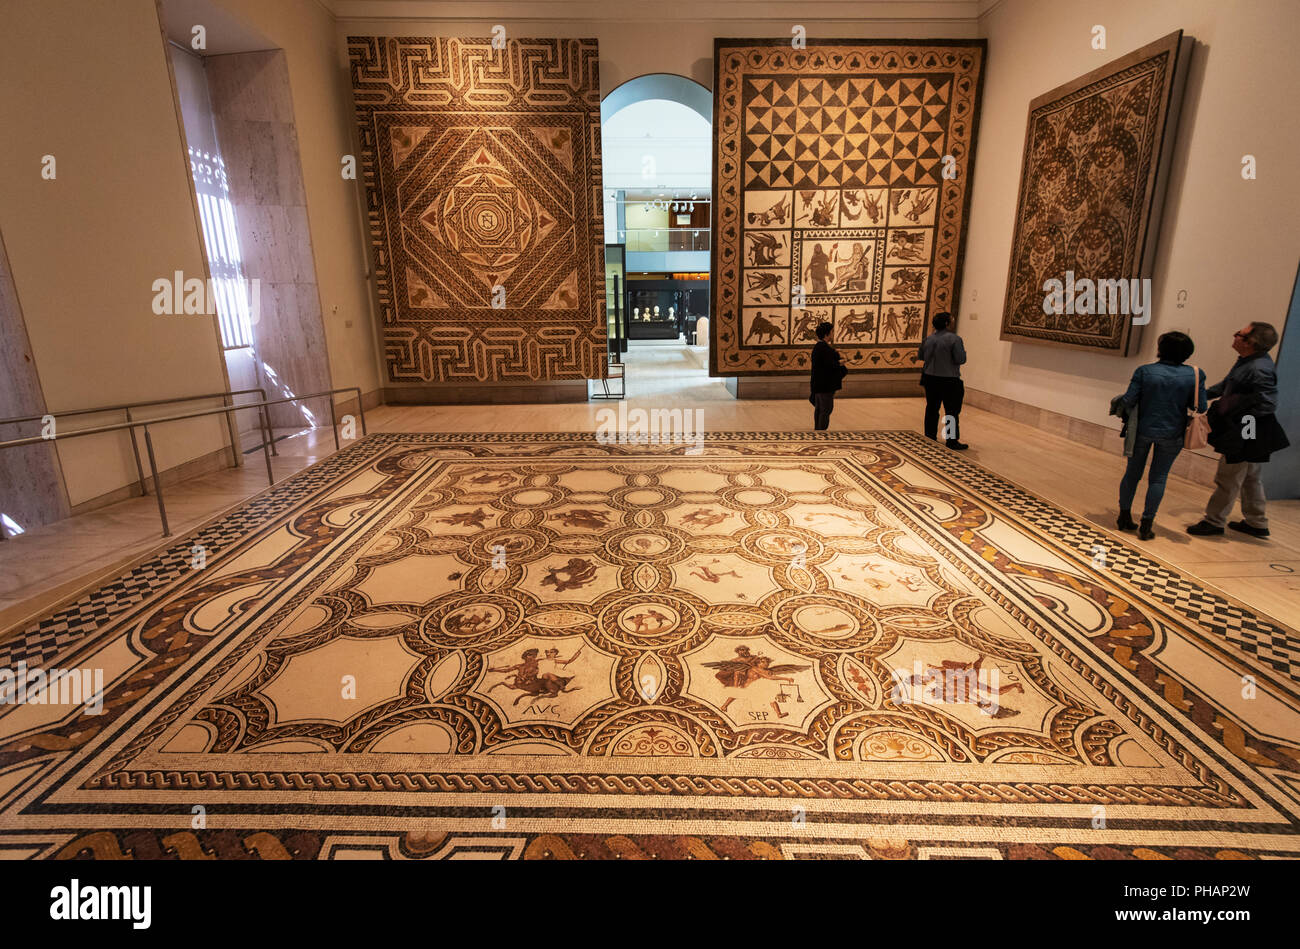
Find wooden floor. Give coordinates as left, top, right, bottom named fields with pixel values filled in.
left=3, top=341, right=1298, bottom=636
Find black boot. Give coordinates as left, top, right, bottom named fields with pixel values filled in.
left=1116, top=509, right=1137, bottom=531
left=1138, top=517, right=1155, bottom=540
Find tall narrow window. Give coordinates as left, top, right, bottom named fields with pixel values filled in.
left=189, top=148, right=253, bottom=350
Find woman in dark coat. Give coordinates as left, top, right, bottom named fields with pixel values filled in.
left=809, top=321, right=848, bottom=430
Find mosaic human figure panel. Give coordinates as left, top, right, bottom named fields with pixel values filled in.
left=712, top=41, right=986, bottom=375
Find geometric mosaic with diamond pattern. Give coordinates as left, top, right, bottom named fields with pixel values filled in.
left=347, top=37, right=605, bottom=383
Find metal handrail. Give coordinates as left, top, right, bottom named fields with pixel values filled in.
left=0, top=387, right=367, bottom=539
left=0, top=388, right=281, bottom=502
left=0, top=387, right=272, bottom=428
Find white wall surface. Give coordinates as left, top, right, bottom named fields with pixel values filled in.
left=959, top=0, right=1299, bottom=431
left=0, top=0, right=232, bottom=506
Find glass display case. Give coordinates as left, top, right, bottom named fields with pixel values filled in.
left=626, top=284, right=682, bottom=340
left=625, top=278, right=709, bottom=341
left=604, top=244, right=626, bottom=355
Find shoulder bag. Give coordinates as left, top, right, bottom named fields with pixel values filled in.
left=1184, top=365, right=1210, bottom=450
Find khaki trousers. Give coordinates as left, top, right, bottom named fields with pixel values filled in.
left=1204, top=457, right=1269, bottom=529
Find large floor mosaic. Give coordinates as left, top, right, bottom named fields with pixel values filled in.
left=1, top=433, right=1298, bottom=860
left=710, top=40, right=986, bottom=375
left=348, top=37, right=605, bottom=383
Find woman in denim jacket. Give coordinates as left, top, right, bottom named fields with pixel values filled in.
left=1117, top=331, right=1207, bottom=539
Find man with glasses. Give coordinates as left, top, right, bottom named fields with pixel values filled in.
left=1187, top=322, right=1290, bottom=538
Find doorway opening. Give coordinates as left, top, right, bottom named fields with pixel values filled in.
left=601, top=76, right=726, bottom=401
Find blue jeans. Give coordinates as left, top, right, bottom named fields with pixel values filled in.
left=1119, top=433, right=1183, bottom=519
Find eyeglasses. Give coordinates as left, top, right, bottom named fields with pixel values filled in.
left=1233, top=331, right=1250, bottom=338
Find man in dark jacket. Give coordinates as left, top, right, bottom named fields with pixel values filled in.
left=1187, top=322, right=1289, bottom=538
left=809, top=321, right=847, bottom=430
left=917, top=312, right=968, bottom=450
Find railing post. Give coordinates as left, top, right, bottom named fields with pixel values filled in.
left=258, top=388, right=278, bottom=457
left=356, top=388, right=368, bottom=436
left=143, top=426, right=170, bottom=537
left=329, top=397, right=340, bottom=452
left=125, top=407, right=148, bottom=497
left=223, top=391, right=241, bottom=468
left=260, top=411, right=275, bottom=487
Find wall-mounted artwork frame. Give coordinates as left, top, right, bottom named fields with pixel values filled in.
left=710, top=38, right=986, bottom=376
left=347, top=36, right=606, bottom=384
left=999, top=31, right=1194, bottom=355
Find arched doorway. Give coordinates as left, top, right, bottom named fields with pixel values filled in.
left=601, top=75, right=725, bottom=400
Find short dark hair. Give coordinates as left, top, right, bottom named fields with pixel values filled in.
left=1246, top=322, right=1279, bottom=353
left=1156, top=331, right=1194, bottom=364
left=815, top=321, right=833, bottom=340
left=932, top=312, right=952, bottom=330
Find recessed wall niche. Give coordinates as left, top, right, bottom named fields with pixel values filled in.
left=203, top=49, right=333, bottom=430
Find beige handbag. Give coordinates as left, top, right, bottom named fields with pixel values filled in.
left=1184, top=365, right=1210, bottom=450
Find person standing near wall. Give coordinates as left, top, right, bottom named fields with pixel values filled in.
left=810, top=321, right=847, bottom=431
left=1187, top=322, right=1290, bottom=538
left=1113, top=331, right=1207, bottom=540
left=918, top=312, right=968, bottom=450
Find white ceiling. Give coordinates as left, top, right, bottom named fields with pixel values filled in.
left=159, top=0, right=277, bottom=55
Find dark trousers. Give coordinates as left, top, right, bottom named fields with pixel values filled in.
left=1119, top=432, right=1183, bottom=519
left=922, top=374, right=964, bottom=440
left=813, top=392, right=835, bottom=430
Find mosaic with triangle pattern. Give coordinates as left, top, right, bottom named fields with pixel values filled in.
left=711, top=40, right=986, bottom=376
left=348, top=37, right=606, bottom=383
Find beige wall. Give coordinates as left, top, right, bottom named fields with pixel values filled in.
left=210, top=0, right=383, bottom=401
left=960, top=0, right=1300, bottom=435
left=0, top=0, right=231, bottom=506
left=626, top=203, right=672, bottom=230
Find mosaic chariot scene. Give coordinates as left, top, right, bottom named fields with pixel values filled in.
left=1, top=434, right=1297, bottom=861
left=1, top=0, right=1298, bottom=887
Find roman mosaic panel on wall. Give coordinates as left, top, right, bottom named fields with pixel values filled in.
left=348, top=37, right=606, bottom=383
left=711, top=40, right=986, bottom=376
left=1000, top=31, right=1191, bottom=354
